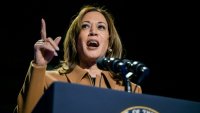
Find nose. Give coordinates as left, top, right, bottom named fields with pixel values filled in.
left=89, top=25, right=97, bottom=36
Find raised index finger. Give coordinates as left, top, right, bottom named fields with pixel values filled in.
left=41, top=18, right=47, bottom=40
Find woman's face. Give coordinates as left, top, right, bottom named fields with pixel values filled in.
left=77, top=11, right=109, bottom=63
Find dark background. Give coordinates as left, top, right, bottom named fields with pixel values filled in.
left=1, top=0, right=199, bottom=112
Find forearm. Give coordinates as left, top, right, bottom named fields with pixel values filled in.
left=17, top=61, right=47, bottom=113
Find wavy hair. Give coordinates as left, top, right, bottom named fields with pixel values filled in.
left=59, top=5, right=123, bottom=74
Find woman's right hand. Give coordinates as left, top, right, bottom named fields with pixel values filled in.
left=34, top=18, right=61, bottom=66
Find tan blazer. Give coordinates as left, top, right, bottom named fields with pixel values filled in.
left=15, top=61, right=142, bottom=113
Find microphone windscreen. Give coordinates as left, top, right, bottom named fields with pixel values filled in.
left=96, top=57, right=106, bottom=70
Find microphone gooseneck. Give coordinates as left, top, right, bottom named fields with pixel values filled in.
left=96, top=57, right=150, bottom=93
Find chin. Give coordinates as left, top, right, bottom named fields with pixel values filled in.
left=85, top=55, right=98, bottom=60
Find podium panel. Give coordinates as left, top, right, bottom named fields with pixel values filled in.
left=32, top=82, right=200, bottom=113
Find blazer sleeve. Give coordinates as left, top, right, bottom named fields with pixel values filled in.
left=16, top=61, right=47, bottom=113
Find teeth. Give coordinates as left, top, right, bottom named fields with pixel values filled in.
left=87, top=40, right=99, bottom=47
left=90, top=40, right=97, bottom=44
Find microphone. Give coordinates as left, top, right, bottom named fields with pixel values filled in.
left=96, top=57, right=122, bottom=73
left=122, top=59, right=150, bottom=77
left=122, top=59, right=150, bottom=84
left=96, top=57, right=149, bottom=77
left=96, top=57, right=150, bottom=92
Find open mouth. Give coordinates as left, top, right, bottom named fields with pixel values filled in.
left=87, top=39, right=99, bottom=47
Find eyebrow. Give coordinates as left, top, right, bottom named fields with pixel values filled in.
left=82, top=21, right=107, bottom=25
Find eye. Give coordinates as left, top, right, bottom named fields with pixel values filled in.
left=97, top=25, right=106, bottom=30
left=81, top=23, right=90, bottom=29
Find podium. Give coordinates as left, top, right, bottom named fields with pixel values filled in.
left=32, top=82, right=200, bottom=113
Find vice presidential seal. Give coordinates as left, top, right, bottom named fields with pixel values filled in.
left=121, top=106, right=159, bottom=113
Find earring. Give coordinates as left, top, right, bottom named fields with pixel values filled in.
left=108, top=48, right=112, bottom=53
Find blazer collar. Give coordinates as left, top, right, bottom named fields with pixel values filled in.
left=67, top=65, right=88, bottom=83
left=66, top=65, right=114, bottom=83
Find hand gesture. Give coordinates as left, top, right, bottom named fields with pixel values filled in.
left=34, top=18, right=61, bottom=66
